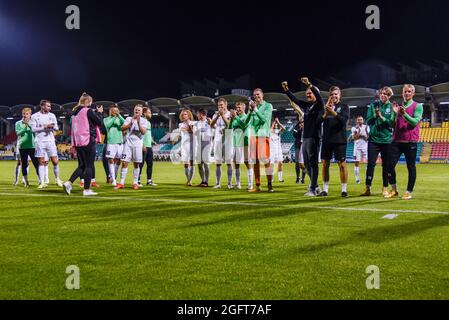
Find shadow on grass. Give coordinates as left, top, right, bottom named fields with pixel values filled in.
left=294, top=215, right=449, bottom=254
left=183, top=206, right=317, bottom=228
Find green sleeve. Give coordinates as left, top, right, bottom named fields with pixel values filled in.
left=253, top=108, right=268, bottom=125
left=234, top=116, right=248, bottom=130
left=228, top=119, right=235, bottom=129
left=244, top=112, right=253, bottom=126
left=385, top=110, right=397, bottom=128
left=103, top=117, right=114, bottom=130
left=118, top=115, right=125, bottom=124
left=403, top=104, right=423, bottom=127
left=15, top=122, right=27, bottom=136
left=366, top=104, right=376, bottom=125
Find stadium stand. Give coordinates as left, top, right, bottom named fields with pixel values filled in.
left=429, top=143, right=449, bottom=163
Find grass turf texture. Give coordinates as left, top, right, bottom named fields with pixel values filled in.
left=0, top=161, right=448, bottom=300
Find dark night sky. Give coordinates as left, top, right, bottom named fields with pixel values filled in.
left=1, top=0, right=449, bottom=105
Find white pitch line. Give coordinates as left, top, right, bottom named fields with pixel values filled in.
left=1, top=192, right=449, bottom=216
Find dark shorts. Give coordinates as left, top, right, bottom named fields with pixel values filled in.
left=321, top=142, right=347, bottom=162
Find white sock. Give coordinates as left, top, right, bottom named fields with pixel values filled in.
left=198, top=164, right=205, bottom=182
left=81, top=179, right=84, bottom=183
left=248, top=168, right=254, bottom=188
left=204, top=165, right=210, bottom=183
left=227, top=166, right=233, bottom=185
left=323, top=182, right=329, bottom=193
left=38, top=165, right=45, bottom=184
left=92, top=178, right=96, bottom=182
left=114, top=164, right=120, bottom=179
left=342, top=183, right=347, bottom=192
left=184, top=167, right=189, bottom=181
left=278, top=171, right=283, bottom=181
left=15, top=165, right=20, bottom=182
left=189, top=166, right=195, bottom=182
left=120, top=168, right=128, bottom=185
left=133, top=168, right=140, bottom=184
left=45, top=166, right=49, bottom=182
left=236, top=168, right=241, bottom=185
left=109, top=163, right=116, bottom=182
left=354, top=167, right=360, bottom=180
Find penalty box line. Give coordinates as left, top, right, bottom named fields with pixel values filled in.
left=1, top=192, right=449, bottom=216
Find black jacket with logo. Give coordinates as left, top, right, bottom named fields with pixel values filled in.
left=318, top=103, right=349, bottom=144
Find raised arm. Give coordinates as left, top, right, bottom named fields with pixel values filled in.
left=209, top=113, right=220, bottom=128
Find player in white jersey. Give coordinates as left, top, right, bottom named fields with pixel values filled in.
left=210, top=98, right=232, bottom=189
left=351, top=116, right=369, bottom=184
left=270, top=118, right=286, bottom=182
left=178, top=109, right=195, bottom=186
left=30, top=99, right=63, bottom=188
left=115, top=104, right=148, bottom=190
left=193, top=109, right=212, bottom=187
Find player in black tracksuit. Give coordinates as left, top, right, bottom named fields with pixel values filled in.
left=317, top=86, right=349, bottom=197
left=282, top=77, right=324, bottom=196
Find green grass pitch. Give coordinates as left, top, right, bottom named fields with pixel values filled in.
left=0, top=160, right=448, bottom=300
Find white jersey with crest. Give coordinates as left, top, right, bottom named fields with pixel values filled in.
left=123, top=117, right=148, bottom=147
left=31, top=112, right=59, bottom=143
left=351, top=124, right=369, bottom=150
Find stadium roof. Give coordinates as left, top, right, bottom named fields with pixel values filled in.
left=3, top=83, right=449, bottom=119
left=341, top=88, right=377, bottom=106
left=180, top=96, right=216, bottom=109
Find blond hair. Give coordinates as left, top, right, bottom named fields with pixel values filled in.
left=403, top=84, right=416, bottom=93
left=73, top=92, right=93, bottom=112
left=22, top=107, right=32, bottom=114
left=381, top=86, right=394, bottom=97
left=179, top=109, right=193, bottom=122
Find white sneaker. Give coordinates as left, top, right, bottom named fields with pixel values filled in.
left=304, top=191, right=317, bottom=197
left=227, top=184, right=233, bottom=189
left=236, top=184, right=242, bottom=190
left=83, top=189, right=98, bottom=196
left=44, top=179, right=50, bottom=184
left=111, top=181, right=117, bottom=187
left=213, top=185, right=221, bottom=189
left=63, top=182, right=72, bottom=195
left=56, top=178, right=63, bottom=187
left=38, top=183, right=48, bottom=189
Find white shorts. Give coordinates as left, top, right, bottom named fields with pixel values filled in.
left=270, top=142, right=283, bottom=163
left=35, top=141, right=58, bottom=159
left=354, top=147, right=368, bottom=162
left=195, top=143, right=211, bottom=164
left=181, top=141, right=194, bottom=163
left=122, top=142, right=143, bottom=163
left=214, top=137, right=233, bottom=164
left=106, top=144, right=124, bottom=159
left=233, top=146, right=247, bottom=164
